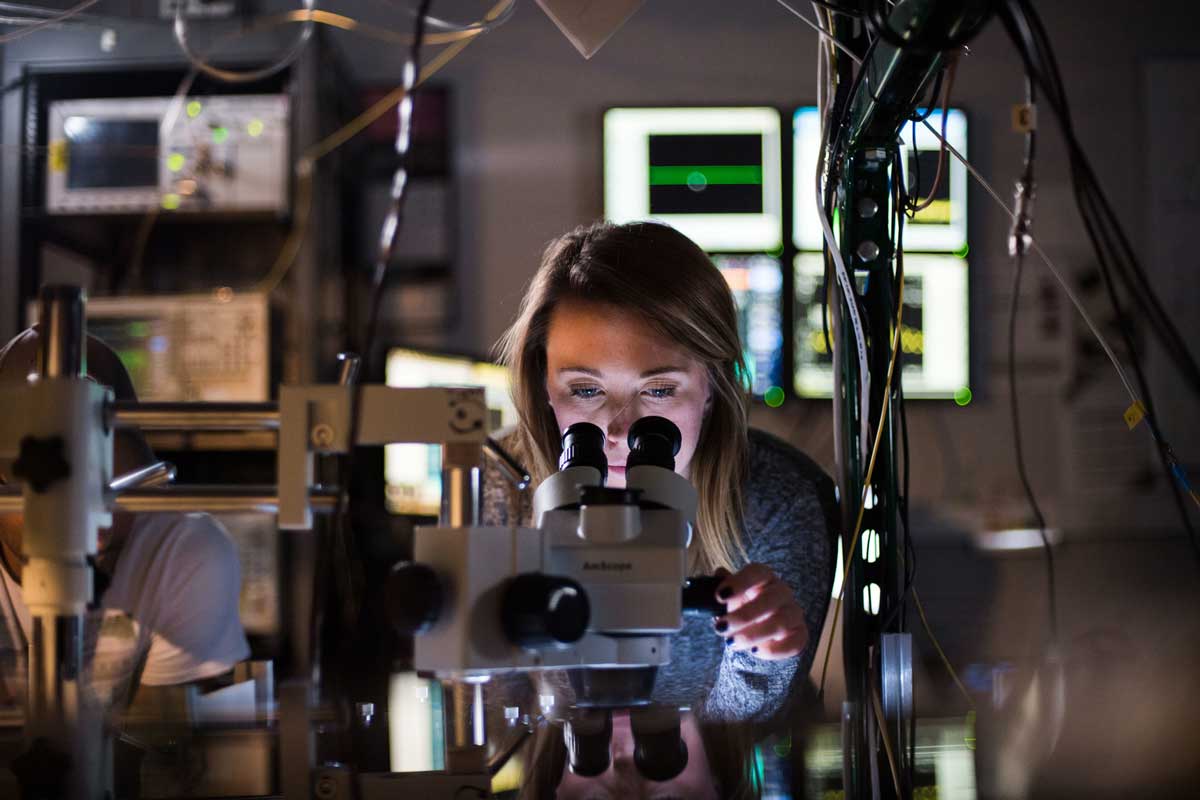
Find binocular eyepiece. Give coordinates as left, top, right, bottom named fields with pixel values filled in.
left=563, top=706, right=689, bottom=783
left=557, top=416, right=683, bottom=478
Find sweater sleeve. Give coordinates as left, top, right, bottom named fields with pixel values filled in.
left=702, top=432, right=837, bottom=725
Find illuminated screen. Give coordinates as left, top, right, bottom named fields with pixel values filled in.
left=384, top=349, right=516, bottom=517
left=713, top=255, right=784, bottom=397
left=604, top=107, right=783, bottom=252
left=64, top=117, right=159, bottom=189
left=793, top=253, right=969, bottom=399
left=792, top=106, right=968, bottom=253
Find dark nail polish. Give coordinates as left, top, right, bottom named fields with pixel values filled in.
left=718, top=587, right=733, bottom=600
left=715, top=619, right=728, bottom=633
left=725, top=637, right=735, bottom=646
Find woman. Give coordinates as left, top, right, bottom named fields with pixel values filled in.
left=484, top=221, right=837, bottom=724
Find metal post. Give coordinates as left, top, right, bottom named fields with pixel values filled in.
left=37, top=285, right=84, bottom=379
left=439, top=443, right=481, bottom=528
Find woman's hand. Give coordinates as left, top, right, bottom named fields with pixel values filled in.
left=712, top=564, right=808, bottom=661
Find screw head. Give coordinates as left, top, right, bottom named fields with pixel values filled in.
left=311, top=423, right=336, bottom=449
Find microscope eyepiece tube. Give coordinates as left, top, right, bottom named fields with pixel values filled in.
left=563, top=709, right=612, bottom=778
left=558, top=422, right=607, bottom=478
left=626, top=417, right=681, bottom=471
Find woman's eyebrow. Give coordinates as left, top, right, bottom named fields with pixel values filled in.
left=558, top=366, right=602, bottom=376
left=640, top=366, right=687, bottom=378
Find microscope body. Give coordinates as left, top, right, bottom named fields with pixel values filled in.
left=403, top=420, right=699, bottom=680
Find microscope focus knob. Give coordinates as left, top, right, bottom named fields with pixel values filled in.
left=385, top=562, right=444, bottom=635
left=502, top=573, right=590, bottom=649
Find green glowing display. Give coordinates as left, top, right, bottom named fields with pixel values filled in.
left=954, top=386, right=973, bottom=406
left=764, top=386, right=785, bottom=408
left=648, top=165, right=763, bottom=186
left=211, top=126, right=229, bottom=144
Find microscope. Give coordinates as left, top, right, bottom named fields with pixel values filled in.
left=390, top=415, right=727, bottom=782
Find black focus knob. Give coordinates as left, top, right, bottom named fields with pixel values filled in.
left=501, top=573, right=590, bottom=649
left=385, top=562, right=444, bottom=635
left=11, top=435, right=71, bottom=494
left=558, top=422, right=608, bottom=478
left=627, top=417, right=682, bottom=471
left=681, top=575, right=728, bottom=618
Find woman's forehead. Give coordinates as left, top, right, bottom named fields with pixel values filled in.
left=546, top=299, right=696, bottom=373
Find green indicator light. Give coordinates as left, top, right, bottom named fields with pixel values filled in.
left=764, top=386, right=786, bottom=408
left=954, top=386, right=973, bottom=406
left=166, top=153, right=185, bottom=172
left=648, top=165, right=763, bottom=186
left=246, top=119, right=265, bottom=137
left=211, top=126, right=229, bottom=144
left=954, top=242, right=970, bottom=258
left=161, top=193, right=182, bottom=211
left=186, top=101, right=202, bottom=118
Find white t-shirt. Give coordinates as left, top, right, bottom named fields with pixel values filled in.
left=0, top=513, right=250, bottom=716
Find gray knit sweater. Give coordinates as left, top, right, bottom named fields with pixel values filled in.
left=481, top=428, right=838, bottom=726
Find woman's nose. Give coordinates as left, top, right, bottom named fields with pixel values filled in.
left=604, top=397, right=639, bottom=445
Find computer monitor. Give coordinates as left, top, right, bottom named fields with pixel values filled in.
left=28, top=292, right=271, bottom=402
left=792, top=106, right=968, bottom=254
left=793, top=253, right=969, bottom=399
left=384, top=349, right=516, bottom=517
left=713, top=255, right=784, bottom=399
left=604, top=107, right=784, bottom=252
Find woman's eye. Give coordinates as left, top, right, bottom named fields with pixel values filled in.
left=644, top=385, right=677, bottom=399
left=569, top=385, right=603, bottom=399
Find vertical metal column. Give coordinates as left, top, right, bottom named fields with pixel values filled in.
left=836, top=146, right=906, bottom=799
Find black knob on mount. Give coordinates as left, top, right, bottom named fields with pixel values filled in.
left=385, top=562, right=444, bottom=635
left=681, top=575, right=728, bottom=618
left=501, top=573, right=590, bottom=649
left=627, top=416, right=682, bottom=471
left=558, top=422, right=608, bottom=478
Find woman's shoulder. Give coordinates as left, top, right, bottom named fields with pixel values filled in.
left=746, top=428, right=836, bottom=499
left=743, top=428, right=839, bottom=543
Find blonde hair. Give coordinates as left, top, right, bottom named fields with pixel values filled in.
left=495, top=221, right=749, bottom=573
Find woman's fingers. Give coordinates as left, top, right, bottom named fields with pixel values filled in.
left=720, top=601, right=806, bottom=649
left=751, top=625, right=810, bottom=661
left=714, top=563, right=775, bottom=611
left=717, top=580, right=791, bottom=633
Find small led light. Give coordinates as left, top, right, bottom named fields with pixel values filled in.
left=764, top=386, right=785, bottom=408
left=211, top=126, right=229, bottom=144
left=954, top=243, right=970, bottom=258
left=955, top=386, right=973, bottom=406
left=166, top=153, right=185, bottom=172
left=186, top=101, right=202, bottom=118
left=247, top=119, right=265, bottom=137
left=161, top=193, right=182, bottom=210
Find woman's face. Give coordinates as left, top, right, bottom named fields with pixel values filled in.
left=555, top=710, right=719, bottom=800
left=544, top=299, right=711, bottom=489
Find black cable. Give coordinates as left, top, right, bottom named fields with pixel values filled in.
left=863, top=0, right=993, bottom=54
left=1007, top=71, right=1059, bottom=641
left=1008, top=249, right=1059, bottom=641
left=999, top=0, right=1200, bottom=562
left=315, top=0, right=437, bottom=711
